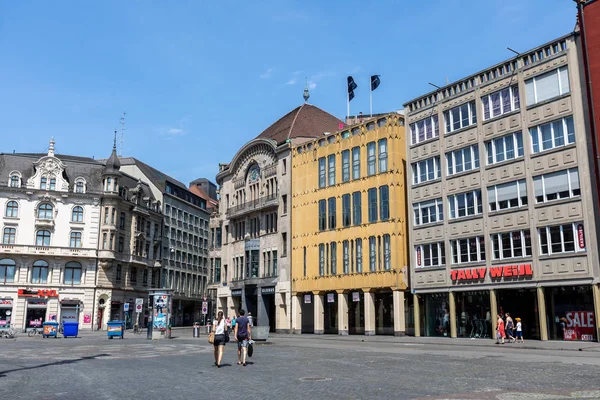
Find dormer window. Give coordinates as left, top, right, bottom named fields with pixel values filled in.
left=49, top=178, right=56, bottom=191
left=9, top=174, right=20, bottom=188
left=74, top=178, right=86, bottom=194
left=40, top=177, right=47, bottom=190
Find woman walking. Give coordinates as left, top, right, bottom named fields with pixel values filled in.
left=212, top=311, right=227, bottom=368
left=496, top=314, right=505, bottom=344
left=505, top=313, right=515, bottom=343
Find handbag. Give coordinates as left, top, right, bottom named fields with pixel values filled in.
left=208, top=332, right=215, bottom=344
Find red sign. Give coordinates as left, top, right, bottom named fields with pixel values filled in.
left=18, top=289, right=59, bottom=298
left=416, top=247, right=421, bottom=267
left=563, top=311, right=595, bottom=341
left=0, top=299, right=12, bottom=305
left=450, top=264, right=533, bottom=282
left=577, top=224, right=585, bottom=249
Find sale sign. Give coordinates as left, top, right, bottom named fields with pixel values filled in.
left=563, top=311, right=595, bottom=341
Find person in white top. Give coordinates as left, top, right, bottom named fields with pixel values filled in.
left=211, top=311, right=227, bottom=367
left=515, top=317, right=524, bottom=343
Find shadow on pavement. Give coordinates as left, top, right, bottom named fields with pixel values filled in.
left=0, top=353, right=110, bottom=378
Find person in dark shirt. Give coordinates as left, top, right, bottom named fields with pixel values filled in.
left=234, top=309, right=251, bottom=366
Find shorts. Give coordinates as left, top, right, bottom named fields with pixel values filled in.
left=213, top=334, right=226, bottom=346
left=506, top=328, right=514, bottom=337
left=516, top=331, right=523, bottom=338
left=237, top=336, right=249, bottom=349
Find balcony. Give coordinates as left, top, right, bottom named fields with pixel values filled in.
left=0, top=244, right=95, bottom=258
left=35, top=218, right=55, bottom=228
left=226, top=194, right=278, bottom=218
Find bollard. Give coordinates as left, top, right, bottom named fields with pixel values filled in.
left=193, top=322, right=200, bottom=338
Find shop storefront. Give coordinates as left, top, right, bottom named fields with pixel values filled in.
left=455, top=291, right=491, bottom=339
left=301, top=293, right=314, bottom=333
left=323, top=292, right=338, bottom=334
left=375, top=292, right=393, bottom=335
left=348, top=291, right=364, bottom=335
left=26, top=299, right=47, bottom=330
left=260, top=286, right=276, bottom=332
left=0, top=299, right=13, bottom=330
left=419, top=293, right=450, bottom=337
left=545, top=285, right=596, bottom=341
left=60, top=301, right=81, bottom=324
left=496, top=288, right=540, bottom=340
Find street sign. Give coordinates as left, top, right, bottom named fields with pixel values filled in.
left=135, top=298, right=143, bottom=313
left=124, top=303, right=129, bottom=312
left=202, top=301, right=208, bottom=315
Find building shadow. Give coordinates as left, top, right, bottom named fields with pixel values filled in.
left=0, top=354, right=109, bottom=378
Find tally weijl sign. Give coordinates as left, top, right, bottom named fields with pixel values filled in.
left=451, top=264, right=533, bottom=282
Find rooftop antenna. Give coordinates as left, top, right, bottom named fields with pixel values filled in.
left=119, top=112, right=126, bottom=157
left=303, top=77, right=310, bottom=103
left=507, top=47, right=520, bottom=56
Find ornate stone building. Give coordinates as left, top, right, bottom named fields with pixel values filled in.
left=211, top=102, right=344, bottom=333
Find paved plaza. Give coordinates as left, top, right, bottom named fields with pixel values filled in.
left=1, top=332, right=599, bottom=400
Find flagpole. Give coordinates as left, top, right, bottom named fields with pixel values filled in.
left=370, top=86, right=373, bottom=118
left=347, top=92, right=350, bottom=119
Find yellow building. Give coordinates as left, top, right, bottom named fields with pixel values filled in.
left=290, top=113, right=409, bottom=336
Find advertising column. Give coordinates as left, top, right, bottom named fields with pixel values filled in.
left=149, top=290, right=173, bottom=340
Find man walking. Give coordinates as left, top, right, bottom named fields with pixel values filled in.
left=234, top=309, right=252, bottom=366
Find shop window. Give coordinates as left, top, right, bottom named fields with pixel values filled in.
left=455, top=291, right=491, bottom=339
left=0, top=259, right=16, bottom=283
left=64, top=262, right=82, bottom=285
left=31, top=260, right=49, bottom=284
left=545, top=286, right=596, bottom=341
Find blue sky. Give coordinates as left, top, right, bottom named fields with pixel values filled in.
left=0, top=1, right=577, bottom=186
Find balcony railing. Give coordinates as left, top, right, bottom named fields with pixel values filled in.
left=226, top=194, right=278, bottom=217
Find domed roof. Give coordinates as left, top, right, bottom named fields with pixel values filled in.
left=104, top=139, right=121, bottom=175
left=256, top=104, right=345, bottom=144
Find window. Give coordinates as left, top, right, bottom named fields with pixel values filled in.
left=319, top=244, right=325, bottom=276
left=530, top=116, right=575, bottom=154
left=413, top=198, right=443, bottom=226
left=282, top=195, right=288, bottom=214
left=383, top=234, right=391, bottom=270
left=118, top=236, right=124, bottom=253
left=342, top=194, right=351, bottom=227
left=352, top=191, right=362, bottom=225
left=2, top=227, right=16, bottom=244
left=64, top=262, right=82, bottom=285
left=379, top=185, right=389, bottom=221
left=343, top=240, right=349, bottom=274
left=328, top=154, right=336, bottom=186
left=303, top=247, right=307, bottom=277
left=273, top=251, right=278, bottom=275
left=40, top=177, right=47, bottom=190
left=328, top=197, right=336, bottom=229
left=130, top=267, right=137, bottom=284
left=525, top=66, right=570, bottom=106
left=37, top=203, right=53, bottom=219
left=491, top=230, right=532, bottom=260
left=9, top=175, right=19, bottom=188
left=539, top=222, right=584, bottom=255
left=0, top=259, right=16, bottom=283
left=70, top=231, right=82, bottom=248
left=369, top=236, right=376, bottom=271
left=282, top=233, right=287, bottom=257
left=355, top=238, right=363, bottom=273
left=448, top=190, right=482, bottom=219
left=318, top=200, right=326, bottom=231
left=444, top=101, right=477, bottom=133
left=488, top=180, right=527, bottom=211
left=415, top=242, right=445, bottom=268
left=410, top=115, right=439, bottom=145
left=378, top=139, right=388, bottom=173
left=75, top=181, right=84, bottom=193
left=368, top=188, right=377, bottom=223
left=330, top=242, right=337, bottom=275
left=482, top=85, right=520, bottom=120
left=451, top=236, right=485, bottom=264
left=486, top=132, right=524, bottom=165
left=31, top=260, right=49, bottom=283
left=143, top=269, right=148, bottom=285
left=116, top=264, right=122, bottom=281
left=367, top=142, right=376, bottom=176
left=342, top=150, right=350, bottom=182
left=71, top=206, right=84, bottom=222
left=412, top=156, right=441, bottom=184
left=119, top=212, right=125, bottom=229
left=49, top=178, right=56, bottom=191
left=446, top=145, right=479, bottom=176
left=534, top=168, right=580, bottom=203
left=352, top=147, right=361, bottom=179
left=5, top=201, right=18, bottom=218
left=36, top=230, right=51, bottom=246
left=318, top=157, right=326, bottom=188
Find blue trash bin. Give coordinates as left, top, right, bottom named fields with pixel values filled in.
left=107, top=321, right=125, bottom=339
left=63, top=321, right=79, bottom=338
left=42, top=322, right=58, bottom=338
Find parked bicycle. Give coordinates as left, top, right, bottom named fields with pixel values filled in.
left=0, top=328, right=16, bottom=339
left=58, top=323, right=64, bottom=335
left=28, top=327, right=43, bottom=337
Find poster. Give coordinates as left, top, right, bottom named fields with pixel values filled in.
left=304, top=294, right=311, bottom=304
left=352, top=292, right=360, bottom=302
left=563, top=311, right=595, bottom=341
left=83, top=314, right=92, bottom=324
left=327, top=293, right=335, bottom=303
left=153, top=294, right=169, bottom=330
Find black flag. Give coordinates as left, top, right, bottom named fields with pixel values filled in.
left=371, top=75, right=381, bottom=91
left=347, top=76, right=357, bottom=101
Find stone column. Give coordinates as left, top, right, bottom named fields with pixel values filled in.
left=393, top=290, right=405, bottom=336
left=291, top=294, right=302, bottom=334
left=449, top=291, right=457, bottom=338
left=592, top=284, right=600, bottom=343
left=364, top=291, right=376, bottom=336
left=537, top=287, right=548, bottom=341
left=314, top=293, right=324, bottom=334
left=337, top=291, right=349, bottom=335
left=413, top=293, right=420, bottom=337
left=490, top=289, right=498, bottom=335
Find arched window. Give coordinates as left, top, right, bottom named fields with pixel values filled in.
left=64, top=261, right=82, bottom=285
left=75, top=181, right=84, bottom=193
left=0, top=258, right=16, bottom=283
left=130, top=267, right=137, bottom=284
left=70, top=231, right=82, bottom=248
left=9, top=175, right=20, bottom=188
left=5, top=201, right=18, bottom=218
left=37, top=203, right=53, bottom=219
left=2, top=227, right=16, bottom=244
left=72, top=206, right=84, bottom=222
left=31, top=260, right=49, bottom=283
left=36, top=230, right=51, bottom=246
left=116, top=264, right=122, bottom=281
left=40, top=177, right=47, bottom=190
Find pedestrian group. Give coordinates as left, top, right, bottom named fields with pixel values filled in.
left=209, top=309, right=253, bottom=368
left=496, top=313, right=524, bottom=344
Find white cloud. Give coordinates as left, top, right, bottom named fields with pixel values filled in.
left=308, top=81, right=317, bottom=89
left=167, top=128, right=186, bottom=135
left=350, top=66, right=361, bottom=74
left=260, top=68, right=274, bottom=79
left=286, top=78, right=297, bottom=85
